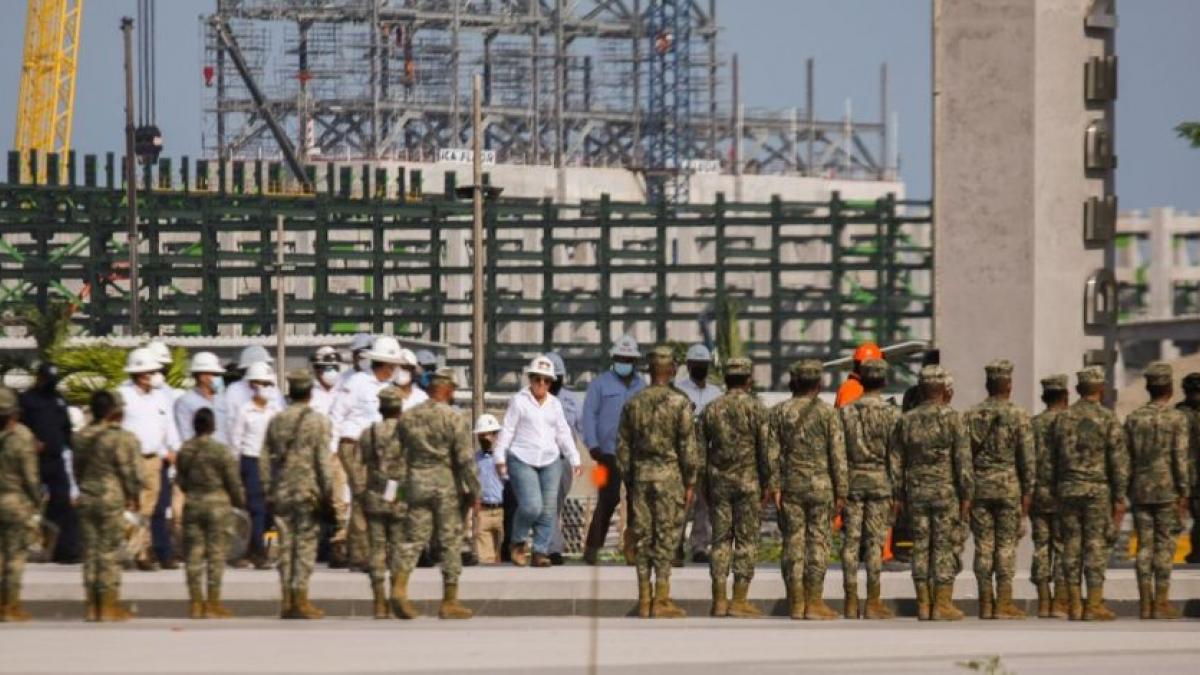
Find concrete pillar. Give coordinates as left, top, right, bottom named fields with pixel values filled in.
left=933, top=0, right=1109, bottom=409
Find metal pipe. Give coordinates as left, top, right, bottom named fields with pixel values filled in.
left=806, top=57, right=814, bottom=176
left=451, top=0, right=461, bottom=144
left=553, top=0, right=564, bottom=169
left=122, top=17, right=140, bottom=335
left=731, top=52, right=740, bottom=176
left=471, top=73, right=485, bottom=421
left=276, top=214, right=286, bottom=388
left=879, top=62, right=888, bottom=180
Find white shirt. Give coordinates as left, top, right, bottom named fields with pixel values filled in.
left=310, top=385, right=335, bottom=416
left=495, top=388, right=581, bottom=469
left=118, top=382, right=181, bottom=457
left=329, top=370, right=392, bottom=442
left=230, top=398, right=283, bottom=458
left=401, top=386, right=429, bottom=412
left=675, top=377, right=723, bottom=416
left=223, top=379, right=285, bottom=431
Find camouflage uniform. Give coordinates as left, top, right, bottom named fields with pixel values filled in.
left=0, top=387, right=40, bottom=620
left=260, top=371, right=334, bottom=617
left=1125, top=362, right=1190, bottom=618
left=769, top=360, right=846, bottom=619
left=358, top=388, right=408, bottom=615
left=73, top=399, right=141, bottom=618
left=1176, top=373, right=1200, bottom=563
left=698, top=359, right=779, bottom=589
left=617, top=346, right=700, bottom=617
left=893, top=366, right=972, bottom=618
left=1050, top=367, right=1129, bottom=620
left=175, top=434, right=244, bottom=613
left=839, top=359, right=900, bottom=617
left=1030, top=374, right=1069, bottom=615
left=963, top=360, right=1034, bottom=617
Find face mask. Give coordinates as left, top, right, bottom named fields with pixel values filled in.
left=690, top=366, right=709, bottom=383
left=149, top=372, right=166, bottom=389
left=394, top=369, right=413, bottom=386
left=613, top=362, right=634, bottom=378
left=357, top=357, right=371, bottom=372
left=319, top=370, right=338, bottom=388
left=251, top=383, right=270, bottom=400
left=211, top=377, right=225, bottom=395
left=419, top=372, right=432, bottom=389
left=549, top=380, right=563, bottom=396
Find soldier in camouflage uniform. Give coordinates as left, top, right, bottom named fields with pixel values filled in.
left=1050, top=366, right=1128, bottom=621
left=357, top=387, right=408, bottom=619
left=1177, top=373, right=1200, bottom=563
left=617, top=345, right=699, bottom=619
left=176, top=407, right=244, bottom=619
left=74, top=391, right=141, bottom=622
left=0, top=387, right=39, bottom=622
left=394, top=369, right=480, bottom=620
left=697, top=357, right=779, bottom=618
left=1030, top=374, right=1070, bottom=618
left=770, top=359, right=846, bottom=621
left=964, top=360, right=1034, bottom=620
left=839, top=358, right=900, bottom=620
left=1124, top=362, right=1190, bottom=620
left=893, top=365, right=972, bottom=621
left=260, top=370, right=335, bottom=620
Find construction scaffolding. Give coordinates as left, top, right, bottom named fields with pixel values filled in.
left=0, top=150, right=931, bottom=389
left=201, top=0, right=897, bottom=203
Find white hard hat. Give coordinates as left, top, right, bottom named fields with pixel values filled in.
left=686, top=344, right=712, bottom=362
left=349, top=333, right=374, bottom=352
left=415, top=349, right=438, bottom=368
left=237, top=345, right=273, bottom=370
left=474, top=413, right=502, bottom=435
left=189, top=351, right=225, bottom=375
left=525, top=355, right=557, bottom=379
left=124, top=348, right=162, bottom=374
left=545, top=352, right=567, bottom=378
left=610, top=335, right=641, bottom=359
left=245, top=361, right=276, bottom=383
left=364, top=336, right=405, bottom=364
left=396, top=348, right=419, bottom=368
left=144, top=340, right=174, bottom=366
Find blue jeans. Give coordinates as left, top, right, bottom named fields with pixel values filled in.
left=508, top=455, right=563, bottom=555
left=240, top=455, right=267, bottom=557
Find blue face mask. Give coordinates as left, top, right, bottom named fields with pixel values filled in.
left=211, top=377, right=225, bottom=395
left=613, top=362, right=634, bottom=378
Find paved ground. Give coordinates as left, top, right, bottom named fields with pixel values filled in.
left=1, top=617, right=1198, bottom=674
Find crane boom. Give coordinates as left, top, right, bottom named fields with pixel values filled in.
left=14, top=0, right=83, bottom=182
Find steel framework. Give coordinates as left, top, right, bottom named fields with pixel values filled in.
left=13, top=0, right=82, bottom=183
left=202, top=0, right=895, bottom=200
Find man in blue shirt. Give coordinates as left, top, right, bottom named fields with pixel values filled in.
left=473, top=414, right=506, bottom=564
left=582, top=335, right=646, bottom=564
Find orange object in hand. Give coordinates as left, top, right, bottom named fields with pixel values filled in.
left=591, top=463, right=610, bottom=489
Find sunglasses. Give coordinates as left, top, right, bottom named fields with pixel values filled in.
left=529, top=375, right=554, bottom=385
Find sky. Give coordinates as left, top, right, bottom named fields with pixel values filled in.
left=1, top=0, right=1197, bottom=209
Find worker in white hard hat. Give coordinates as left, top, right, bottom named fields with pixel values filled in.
left=472, top=413, right=506, bottom=564
left=308, top=346, right=343, bottom=417
left=337, top=333, right=376, bottom=389
left=141, top=340, right=185, bottom=402
left=674, top=343, right=721, bottom=564
left=223, top=345, right=285, bottom=439
left=544, top=352, right=583, bottom=566
left=581, top=335, right=645, bottom=565
left=492, top=356, right=582, bottom=567
left=175, top=351, right=229, bottom=445
left=228, top=361, right=283, bottom=569
left=118, top=347, right=182, bottom=571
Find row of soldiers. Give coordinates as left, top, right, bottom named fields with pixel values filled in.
left=617, top=349, right=1193, bottom=621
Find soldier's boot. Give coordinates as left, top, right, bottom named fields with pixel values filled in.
left=188, top=586, right=206, bottom=619
left=864, top=581, right=893, bottom=620
left=1081, top=585, right=1116, bottom=622
left=915, top=582, right=932, bottom=621
left=1138, top=580, right=1153, bottom=620
left=280, top=585, right=296, bottom=619
left=293, top=588, right=325, bottom=620
left=727, top=580, right=763, bottom=618
left=651, top=580, right=687, bottom=619
left=636, top=575, right=652, bottom=618
left=842, top=585, right=857, bottom=619
left=438, top=583, right=474, bottom=620
left=710, top=580, right=729, bottom=617
left=1036, top=582, right=1052, bottom=618
left=1153, top=582, right=1181, bottom=620
left=931, top=585, right=964, bottom=621
left=994, top=580, right=1026, bottom=620
left=206, top=588, right=234, bottom=619
left=804, top=585, right=839, bottom=621
left=5, top=589, right=31, bottom=622
left=84, top=587, right=101, bottom=622
left=99, top=589, right=134, bottom=622
left=978, top=582, right=995, bottom=620
left=1067, top=584, right=1083, bottom=621
left=372, top=580, right=390, bottom=619
left=391, top=573, right=421, bottom=620
left=1052, top=582, right=1070, bottom=619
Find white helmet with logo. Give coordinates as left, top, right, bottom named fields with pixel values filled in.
left=364, top=336, right=405, bottom=364
left=396, top=348, right=419, bottom=368
left=245, top=361, right=276, bottom=383
left=237, top=345, right=274, bottom=370
left=189, top=351, right=225, bottom=375
left=610, top=334, right=641, bottom=359
left=525, top=355, right=557, bottom=379
left=144, top=339, right=174, bottom=366
left=473, top=413, right=502, bottom=435
left=124, top=348, right=162, bottom=374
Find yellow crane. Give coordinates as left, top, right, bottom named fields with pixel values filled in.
left=14, top=0, right=83, bottom=182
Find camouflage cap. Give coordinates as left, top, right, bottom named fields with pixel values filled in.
left=286, top=369, right=312, bottom=387
left=1076, top=366, right=1106, bottom=386
left=430, top=367, right=460, bottom=386
left=788, top=359, right=823, bottom=381
left=647, top=345, right=677, bottom=364
left=1143, top=361, right=1173, bottom=386
left=1184, top=372, right=1200, bottom=392
left=984, top=359, right=1014, bottom=381
left=378, top=386, right=405, bottom=409
left=724, top=357, right=752, bottom=377
left=1039, top=374, right=1069, bottom=392
left=919, top=364, right=950, bottom=386
left=859, top=358, right=888, bottom=379
left=0, top=387, right=17, bottom=415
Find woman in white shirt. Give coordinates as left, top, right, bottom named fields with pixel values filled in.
left=494, top=355, right=582, bottom=567
left=228, top=362, right=283, bottom=568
